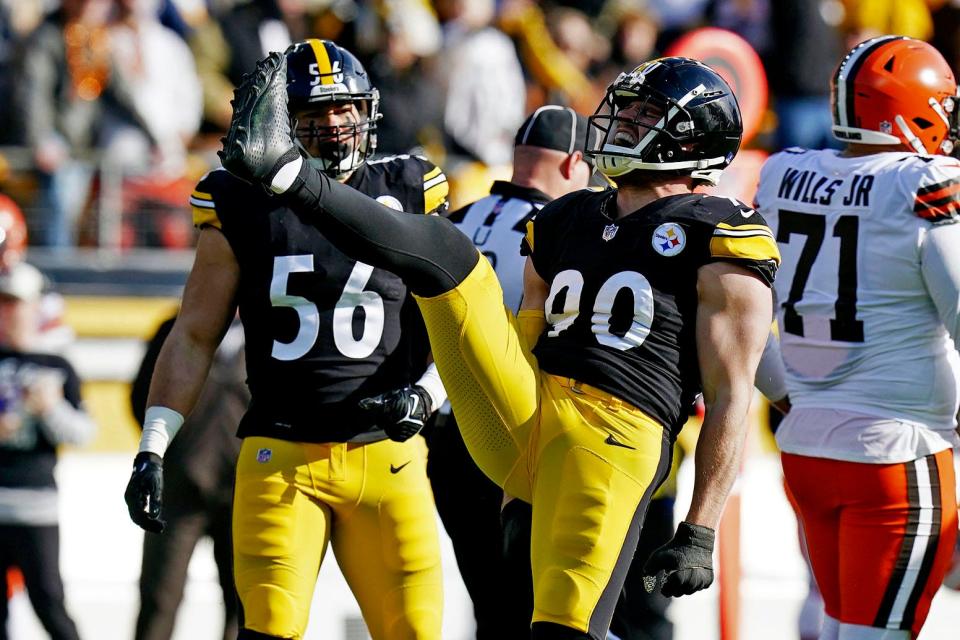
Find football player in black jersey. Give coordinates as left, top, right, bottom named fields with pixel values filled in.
left=124, top=40, right=450, bottom=640
left=435, top=106, right=595, bottom=638
left=219, top=52, right=780, bottom=640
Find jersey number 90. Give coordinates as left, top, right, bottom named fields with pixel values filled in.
left=545, top=269, right=654, bottom=350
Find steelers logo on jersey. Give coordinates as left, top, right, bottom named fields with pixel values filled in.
left=652, top=222, right=686, bottom=256
left=376, top=195, right=404, bottom=211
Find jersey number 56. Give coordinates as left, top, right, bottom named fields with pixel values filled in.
left=270, top=255, right=384, bottom=361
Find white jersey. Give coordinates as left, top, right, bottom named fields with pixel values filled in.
left=755, top=148, right=960, bottom=462
left=449, top=181, right=549, bottom=312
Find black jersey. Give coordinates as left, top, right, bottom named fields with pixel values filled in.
left=190, top=155, right=449, bottom=443
left=523, top=188, right=779, bottom=438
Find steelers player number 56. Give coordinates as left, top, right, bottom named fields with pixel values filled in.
left=546, top=269, right=654, bottom=349
left=270, top=255, right=384, bottom=361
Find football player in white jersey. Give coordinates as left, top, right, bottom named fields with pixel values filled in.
left=755, top=36, right=960, bottom=640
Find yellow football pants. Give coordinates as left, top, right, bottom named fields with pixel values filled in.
left=415, top=255, right=670, bottom=633
left=233, top=435, right=442, bottom=639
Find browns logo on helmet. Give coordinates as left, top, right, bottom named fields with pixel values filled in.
left=832, top=36, right=959, bottom=155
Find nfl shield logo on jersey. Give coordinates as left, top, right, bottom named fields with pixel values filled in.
left=652, top=223, right=686, bottom=256
left=602, top=224, right=619, bottom=241
left=256, top=448, right=272, bottom=463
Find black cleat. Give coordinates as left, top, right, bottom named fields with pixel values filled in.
left=218, top=51, right=302, bottom=188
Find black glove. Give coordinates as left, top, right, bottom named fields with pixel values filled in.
left=124, top=451, right=165, bottom=533
left=642, top=521, right=715, bottom=597
left=358, top=385, right=433, bottom=442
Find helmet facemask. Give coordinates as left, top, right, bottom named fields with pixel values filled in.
left=284, top=39, right=382, bottom=178
left=292, top=97, right=379, bottom=179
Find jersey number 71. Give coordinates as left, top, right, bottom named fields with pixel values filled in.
left=776, top=210, right=864, bottom=343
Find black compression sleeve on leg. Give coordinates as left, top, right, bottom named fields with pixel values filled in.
left=281, top=161, right=480, bottom=297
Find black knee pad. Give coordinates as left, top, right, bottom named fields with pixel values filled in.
left=237, top=629, right=290, bottom=640
left=530, top=621, right=592, bottom=639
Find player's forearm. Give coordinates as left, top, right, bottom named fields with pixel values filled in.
left=145, top=326, right=217, bottom=418
left=684, top=391, right=752, bottom=528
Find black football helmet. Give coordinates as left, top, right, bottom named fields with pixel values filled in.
left=588, top=57, right=742, bottom=186
left=285, top=39, right=381, bottom=178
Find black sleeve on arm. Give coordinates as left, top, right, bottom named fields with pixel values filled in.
left=283, top=162, right=480, bottom=297
left=130, top=316, right=177, bottom=428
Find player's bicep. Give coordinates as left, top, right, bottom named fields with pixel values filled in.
left=172, top=227, right=239, bottom=353
left=696, top=262, right=772, bottom=405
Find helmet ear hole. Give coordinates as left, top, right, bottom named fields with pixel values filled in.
left=913, top=117, right=933, bottom=130
left=883, top=56, right=896, bottom=73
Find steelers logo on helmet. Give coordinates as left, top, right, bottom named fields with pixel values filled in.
left=587, top=57, right=743, bottom=187
left=652, top=222, right=686, bottom=256
left=285, top=39, right=382, bottom=178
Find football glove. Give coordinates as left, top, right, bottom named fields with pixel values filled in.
left=359, top=385, right=433, bottom=442
left=124, top=451, right=165, bottom=533
left=642, top=521, right=715, bottom=597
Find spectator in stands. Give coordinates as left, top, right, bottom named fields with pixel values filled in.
left=188, top=0, right=295, bottom=133
left=768, top=0, right=845, bottom=150
left=366, top=3, right=446, bottom=157
left=592, top=5, right=660, bottom=92
left=435, top=0, right=525, bottom=168
left=130, top=313, right=246, bottom=640
left=14, top=0, right=114, bottom=247
left=840, top=0, right=933, bottom=46
left=0, top=261, right=96, bottom=640
left=706, top=0, right=771, bottom=59
left=104, top=0, right=202, bottom=180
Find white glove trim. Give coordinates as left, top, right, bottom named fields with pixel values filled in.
left=416, top=362, right=447, bottom=412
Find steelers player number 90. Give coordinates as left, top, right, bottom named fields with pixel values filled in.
left=545, top=269, right=654, bottom=350
left=270, top=255, right=385, bottom=361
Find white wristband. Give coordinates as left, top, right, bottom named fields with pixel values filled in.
left=416, top=362, right=447, bottom=412
left=270, top=156, right=303, bottom=194
left=138, top=406, right=185, bottom=457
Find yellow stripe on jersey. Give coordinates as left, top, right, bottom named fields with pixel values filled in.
left=424, top=180, right=449, bottom=214
left=424, top=166, right=443, bottom=182
left=309, top=39, right=334, bottom=85
left=192, top=206, right=222, bottom=229
left=524, top=219, right=535, bottom=253
left=710, top=233, right=780, bottom=264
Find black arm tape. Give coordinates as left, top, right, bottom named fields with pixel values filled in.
left=283, top=162, right=479, bottom=297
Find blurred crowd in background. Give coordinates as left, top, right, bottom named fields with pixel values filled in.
left=1, top=0, right=960, bottom=250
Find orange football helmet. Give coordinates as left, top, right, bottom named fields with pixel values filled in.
left=0, top=195, right=26, bottom=271
left=832, top=36, right=958, bottom=155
